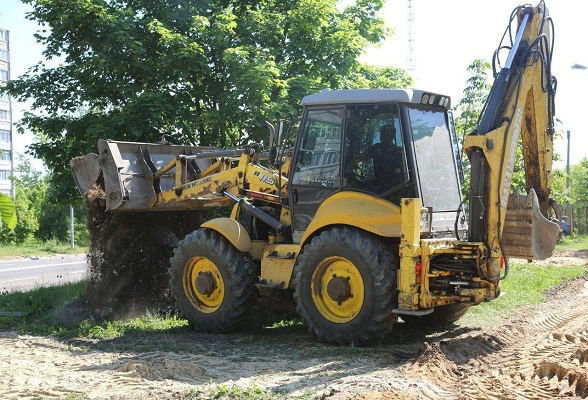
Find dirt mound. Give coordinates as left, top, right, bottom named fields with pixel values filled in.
left=85, top=183, right=206, bottom=317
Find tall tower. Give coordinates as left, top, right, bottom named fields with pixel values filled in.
left=0, top=15, right=13, bottom=197
left=407, top=0, right=416, bottom=81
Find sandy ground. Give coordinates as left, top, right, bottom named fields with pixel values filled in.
left=1, top=251, right=587, bottom=400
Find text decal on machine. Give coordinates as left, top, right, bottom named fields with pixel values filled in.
left=501, top=108, right=523, bottom=208
left=254, top=171, right=275, bottom=185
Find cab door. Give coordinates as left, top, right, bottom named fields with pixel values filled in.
left=289, top=107, right=345, bottom=243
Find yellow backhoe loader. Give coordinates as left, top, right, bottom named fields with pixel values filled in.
left=72, top=1, right=560, bottom=345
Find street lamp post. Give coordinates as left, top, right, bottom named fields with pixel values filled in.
left=566, top=63, right=588, bottom=234
left=566, top=129, right=573, bottom=235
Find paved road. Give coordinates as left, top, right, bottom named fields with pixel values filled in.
left=0, top=254, right=89, bottom=292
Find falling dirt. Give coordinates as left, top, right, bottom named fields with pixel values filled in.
left=85, top=183, right=206, bottom=317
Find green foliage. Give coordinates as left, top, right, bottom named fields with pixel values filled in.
left=454, top=59, right=534, bottom=195
left=0, top=238, right=88, bottom=258
left=11, top=184, right=41, bottom=244
left=0, top=159, right=45, bottom=244
left=0, top=158, right=89, bottom=245
left=0, top=193, right=17, bottom=230
left=454, top=59, right=491, bottom=193
left=36, top=185, right=88, bottom=244
left=570, top=158, right=588, bottom=207
left=551, top=168, right=569, bottom=209
left=570, top=158, right=588, bottom=234
left=5, top=0, right=393, bottom=203
left=77, top=311, right=188, bottom=340
left=204, top=384, right=293, bottom=400
left=555, top=234, right=588, bottom=251
left=337, top=63, right=413, bottom=89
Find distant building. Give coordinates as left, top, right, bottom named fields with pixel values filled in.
left=0, top=15, right=13, bottom=196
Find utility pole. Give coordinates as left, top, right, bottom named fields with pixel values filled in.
left=567, top=129, right=573, bottom=235
left=70, top=205, right=75, bottom=248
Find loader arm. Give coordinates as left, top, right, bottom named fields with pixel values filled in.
left=464, top=1, right=559, bottom=266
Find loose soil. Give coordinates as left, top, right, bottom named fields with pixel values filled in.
left=84, top=183, right=207, bottom=317
left=1, top=250, right=587, bottom=399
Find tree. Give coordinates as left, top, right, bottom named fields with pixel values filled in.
left=570, top=158, right=588, bottom=234
left=4, top=0, right=404, bottom=202
left=0, top=157, right=89, bottom=245
left=339, top=64, right=413, bottom=89
left=454, top=59, right=492, bottom=193
left=0, top=158, right=44, bottom=244
left=455, top=59, right=543, bottom=195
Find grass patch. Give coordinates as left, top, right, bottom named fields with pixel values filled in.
left=77, top=311, right=188, bottom=340
left=555, top=234, right=588, bottom=251
left=0, top=238, right=88, bottom=259
left=0, top=282, right=187, bottom=338
left=0, top=282, right=86, bottom=336
left=188, top=384, right=315, bottom=400
left=461, top=263, right=587, bottom=326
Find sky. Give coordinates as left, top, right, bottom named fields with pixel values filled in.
left=1, top=0, right=587, bottom=169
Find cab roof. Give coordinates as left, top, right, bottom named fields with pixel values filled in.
left=300, top=89, right=452, bottom=109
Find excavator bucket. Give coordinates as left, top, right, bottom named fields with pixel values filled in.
left=501, top=189, right=560, bottom=260
left=71, top=139, right=219, bottom=211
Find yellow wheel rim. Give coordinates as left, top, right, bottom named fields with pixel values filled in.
left=183, top=256, right=225, bottom=313
left=310, top=256, right=364, bottom=323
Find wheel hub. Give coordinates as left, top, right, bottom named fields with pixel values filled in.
left=183, top=256, right=225, bottom=313
left=327, top=275, right=351, bottom=303
left=310, top=256, right=365, bottom=323
left=195, top=271, right=216, bottom=296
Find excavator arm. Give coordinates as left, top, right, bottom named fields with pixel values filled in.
left=464, top=1, right=560, bottom=265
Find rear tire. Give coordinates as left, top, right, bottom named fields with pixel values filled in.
left=401, top=304, right=470, bottom=326
left=169, top=229, right=256, bottom=333
left=293, top=227, right=398, bottom=346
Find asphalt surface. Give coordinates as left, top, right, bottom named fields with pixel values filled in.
left=0, top=254, right=89, bottom=292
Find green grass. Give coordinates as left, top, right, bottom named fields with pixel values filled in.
left=184, top=384, right=318, bottom=400
left=555, top=234, right=588, bottom=251
left=0, top=282, right=86, bottom=336
left=0, top=238, right=88, bottom=259
left=0, top=282, right=186, bottom=338
left=461, top=262, right=587, bottom=326
left=77, top=311, right=188, bottom=340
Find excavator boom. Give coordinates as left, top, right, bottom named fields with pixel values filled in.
left=465, top=1, right=559, bottom=261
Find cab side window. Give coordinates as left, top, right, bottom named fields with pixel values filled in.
left=292, top=108, right=343, bottom=187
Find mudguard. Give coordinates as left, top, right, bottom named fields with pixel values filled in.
left=201, top=218, right=252, bottom=253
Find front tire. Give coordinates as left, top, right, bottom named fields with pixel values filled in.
left=169, top=229, right=256, bottom=333
left=293, top=227, right=398, bottom=346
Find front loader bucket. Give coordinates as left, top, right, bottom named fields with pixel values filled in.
left=501, top=189, right=560, bottom=260
left=71, top=139, right=219, bottom=212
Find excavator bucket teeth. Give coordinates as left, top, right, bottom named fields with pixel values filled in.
left=71, top=153, right=101, bottom=196
left=501, top=189, right=560, bottom=260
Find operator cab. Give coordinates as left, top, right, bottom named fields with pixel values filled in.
left=289, top=89, right=465, bottom=241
